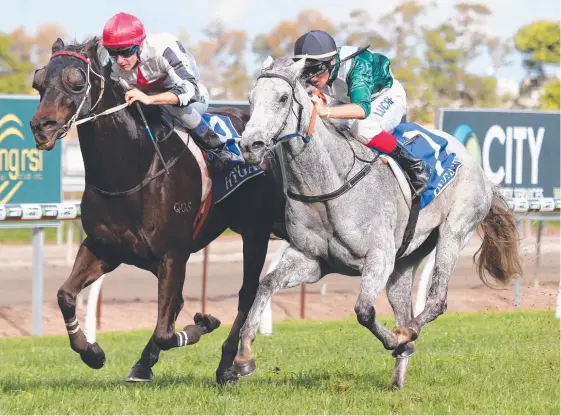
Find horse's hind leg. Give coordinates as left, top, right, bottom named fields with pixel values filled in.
left=386, top=258, right=417, bottom=390
left=388, top=230, right=438, bottom=390
left=234, top=246, right=323, bottom=376
left=150, top=253, right=221, bottom=352
left=407, top=201, right=485, bottom=338
left=58, top=238, right=120, bottom=369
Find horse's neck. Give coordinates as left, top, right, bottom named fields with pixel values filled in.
left=77, top=84, right=156, bottom=192
left=282, top=110, right=354, bottom=197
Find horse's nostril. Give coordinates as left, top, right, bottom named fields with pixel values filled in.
left=43, top=119, right=57, bottom=129
left=251, top=141, right=265, bottom=151
left=31, top=117, right=57, bottom=132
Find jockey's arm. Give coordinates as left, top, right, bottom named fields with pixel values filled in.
left=161, top=42, right=200, bottom=107
left=148, top=91, right=179, bottom=105
left=315, top=57, right=374, bottom=120
left=321, top=103, right=366, bottom=120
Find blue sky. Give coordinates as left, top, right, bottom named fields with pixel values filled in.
left=2, top=0, right=559, bottom=87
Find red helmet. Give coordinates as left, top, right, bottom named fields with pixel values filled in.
left=102, top=12, right=146, bottom=49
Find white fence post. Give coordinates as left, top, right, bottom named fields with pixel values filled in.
left=414, top=247, right=436, bottom=316
left=85, top=275, right=106, bottom=343
left=66, top=222, right=74, bottom=265
left=31, top=227, right=45, bottom=336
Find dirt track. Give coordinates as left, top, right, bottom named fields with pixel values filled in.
left=0, top=231, right=559, bottom=338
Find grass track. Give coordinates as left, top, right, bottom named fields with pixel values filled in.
left=0, top=311, right=558, bottom=414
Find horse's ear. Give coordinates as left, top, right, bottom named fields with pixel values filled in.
left=261, top=55, right=275, bottom=71
left=291, top=56, right=307, bottom=74
left=51, top=38, right=65, bottom=54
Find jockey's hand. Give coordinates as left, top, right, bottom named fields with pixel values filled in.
left=125, top=89, right=154, bottom=106
left=309, top=95, right=329, bottom=118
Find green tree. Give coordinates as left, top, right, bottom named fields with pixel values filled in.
left=422, top=23, right=460, bottom=108
left=380, top=1, right=433, bottom=122
left=252, top=9, right=336, bottom=65
left=540, top=79, right=560, bottom=109
left=186, top=21, right=251, bottom=100
left=515, top=20, right=560, bottom=109
left=338, top=10, right=390, bottom=52
left=0, top=34, right=34, bottom=94
left=515, top=20, right=560, bottom=66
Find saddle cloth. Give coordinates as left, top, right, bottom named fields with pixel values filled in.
left=373, top=122, right=464, bottom=209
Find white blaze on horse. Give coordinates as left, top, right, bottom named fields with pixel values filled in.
left=234, top=56, right=522, bottom=390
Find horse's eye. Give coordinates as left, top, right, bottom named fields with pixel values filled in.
left=62, top=67, right=86, bottom=93
left=279, top=94, right=289, bottom=103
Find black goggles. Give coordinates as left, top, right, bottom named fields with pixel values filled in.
left=107, top=45, right=139, bottom=58
left=301, top=60, right=330, bottom=80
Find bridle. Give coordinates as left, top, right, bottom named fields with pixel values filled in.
left=256, top=72, right=325, bottom=145
left=255, top=71, right=378, bottom=203
left=46, top=50, right=177, bottom=193
left=47, top=51, right=128, bottom=139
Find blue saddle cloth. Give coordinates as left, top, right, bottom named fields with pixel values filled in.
left=388, top=123, right=463, bottom=208
left=201, top=113, right=264, bottom=204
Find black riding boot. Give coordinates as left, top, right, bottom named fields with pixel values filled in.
left=389, top=145, right=430, bottom=196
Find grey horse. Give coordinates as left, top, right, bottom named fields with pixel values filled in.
left=234, top=56, right=522, bottom=389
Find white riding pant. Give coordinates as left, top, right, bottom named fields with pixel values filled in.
left=163, top=83, right=210, bottom=130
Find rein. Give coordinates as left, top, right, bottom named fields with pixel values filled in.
left=49, top=51, right=126, bottom=138
left=258, top=71, right=378, bottom=203
left=48, top=50, right=178, bottom=195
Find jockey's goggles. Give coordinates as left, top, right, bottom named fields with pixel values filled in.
left=107, top=45, right=140, bottom=58
left=300, top=60, right=330, bottom=79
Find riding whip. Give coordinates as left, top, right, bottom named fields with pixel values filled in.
left=118, top=78, right=170, bottom=175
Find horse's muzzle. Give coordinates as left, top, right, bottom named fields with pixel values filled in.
left=30, top=117, right=62, bottom=151
left=241, top=140, right=266, bottom=166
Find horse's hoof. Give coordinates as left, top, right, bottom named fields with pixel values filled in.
left=393, top=327, right=418, bottom=344
left=126, top=364, right=153, bottom=382
left=392, top=342, right=416, bottom=359
left=216, top=368, right=240, bottom=385
left=389, top=381, right=404, bottom=391
left=233, top=356, right=256, bottom=377
left=80, top=342, right=105, bottom=369
left=194, top=313, right=221, bottom=334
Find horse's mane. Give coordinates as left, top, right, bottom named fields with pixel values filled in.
left=66, top=37, right=107, bottom=74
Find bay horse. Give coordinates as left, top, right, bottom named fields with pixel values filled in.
left=30, top=37, right=285, bottom=385
left=233, top=56, right=522, bottom=389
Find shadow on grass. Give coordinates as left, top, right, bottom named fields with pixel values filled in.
left=1, top=368, right=393, bottom=394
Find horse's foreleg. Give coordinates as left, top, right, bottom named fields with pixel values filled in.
left=126, top=296, right=185, bottom=382
left=151, top=253, right=220, bottom=352
left=58, top=238, right=119, bottom=369
left=127, top=302, right=189, bottom=382
left=234, top=246, right=323, bottom=377
left=216, top=228, right=270, bottom=384
left=354, top=244, right=400, bottom=351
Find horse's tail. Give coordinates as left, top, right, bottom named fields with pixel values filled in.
left=473, top=188, right=523, bottom=288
